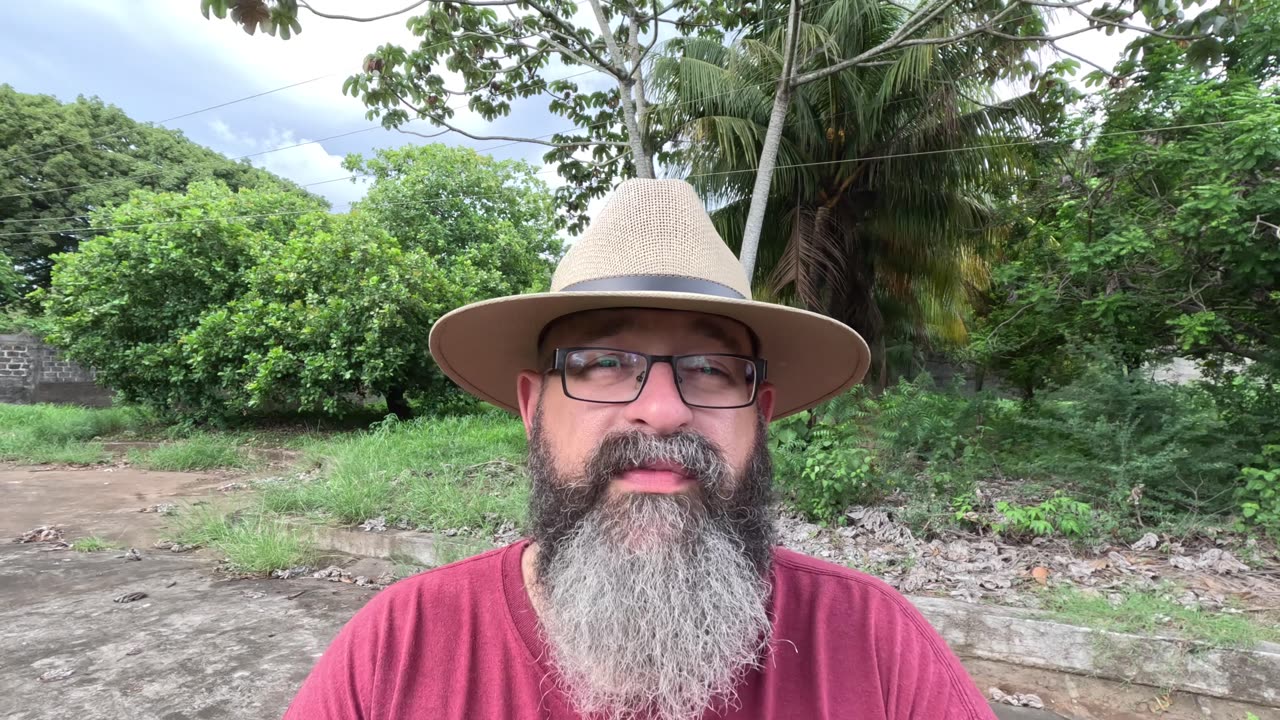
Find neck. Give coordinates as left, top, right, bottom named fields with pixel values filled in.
left=520, top=541, right=548, bottom=618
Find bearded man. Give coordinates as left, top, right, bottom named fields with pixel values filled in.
left=284, top=180, right=996, bottom=720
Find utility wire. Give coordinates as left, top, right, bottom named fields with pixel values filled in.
left=4, top=74, right=340, bottom=167
left=0, top=117, right=1253, bottom=240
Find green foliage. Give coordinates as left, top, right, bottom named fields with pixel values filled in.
left=172, top=503, right=313, bottom=574
left=39, top=180, right=325, bottom=416
left=70, top=536, right=117, bottom=552
left=128, top=435, right=250, bottom=471
left=1008, top=362, right=1241, bottom=516
left=343, top=144, right=561, bottom=299
left=183, top=212, right=473, bottom=418
left=263, top=413, right=528, bottom=532
left=1039, top=584, right=1280, bottom=648
left=977, top=19, right=1280, bottom=397
left=1237, top=445, right=1280, bottom=535
left=989, top=494, right=1094, bottom=539
left=0, top=403, right=152, bottom=465
left=0, top=85, right=317, bottom=288
left=0, top=249, right=25, bottom=307
left=771, top=398, right=882, bottom=524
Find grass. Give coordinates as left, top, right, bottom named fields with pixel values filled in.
left=1038, top=584, right=1280, bottom=649
left=128, top=435, right=252, bottom=471
left=0, top=403, right=154, bottom=464
left=70, top=535, right=117, bottom=552
left=171, top=501, right=313, bottom=574
left=262, top=412, right=529, bottom=534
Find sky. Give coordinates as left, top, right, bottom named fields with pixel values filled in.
left=2, top=1, right=1134, bottom=216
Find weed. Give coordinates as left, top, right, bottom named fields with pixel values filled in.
left=263, top=414, right=528, bottom=533
left=70, top=536, right=116, bottom=552
left=1038, top=585, right=1280, bottom=648
left=129, top=435, right=251, bottom=471
left=0, top=403, right=153, bottom=464
left=171, top=502, right=311, bottom=574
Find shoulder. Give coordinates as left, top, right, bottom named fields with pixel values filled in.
left=354, top=543, right=511, bottom=620
left=771, top=548, right=993, bottom=716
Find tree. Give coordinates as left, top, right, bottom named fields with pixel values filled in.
left=650, top=0, right=1055, bottom=383
left=342, top=143, right=562, bottom=300
left=200, top=0, right=747, bottom=232
left=0, top=85, right=317, bottom=288
left=183, top=214, right=477, bottom=420
left=975, top=12, right=1280, bottom=397
left=38, top=181, right=326, bottom=415
left=0, top=249, right=24, bottom=308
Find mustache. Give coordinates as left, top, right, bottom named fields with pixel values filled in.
left=585, top=430, right=730, bottom=493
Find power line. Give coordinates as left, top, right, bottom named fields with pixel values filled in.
left=0, top=116, right=1253, bottom=240
left=4, top=74, right=340, bottom=167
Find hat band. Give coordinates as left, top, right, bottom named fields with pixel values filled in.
left=560, top=275, right=745, bottom=299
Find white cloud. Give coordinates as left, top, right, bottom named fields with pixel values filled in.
left=207, top=118, right=370, bottom=210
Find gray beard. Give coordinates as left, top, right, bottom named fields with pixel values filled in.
left=527, top=413, right=775, bottom=720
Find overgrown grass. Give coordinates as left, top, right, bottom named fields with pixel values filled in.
left=128, top=435, right=252, bottom=471
left=262, top=413, right=529, bottom=534
left=1038, top=585, right=1280, bottom=648
left=171, top=502, right=313, bottom=574
left=70, top=536, right=117, bottom=552
left=0, top=403, right=154, bottom=464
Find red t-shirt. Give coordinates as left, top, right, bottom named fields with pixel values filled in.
left=284, top=540, right=995, bottom=719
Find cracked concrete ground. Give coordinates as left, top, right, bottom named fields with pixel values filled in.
left=0, top=544, right=378, bottom=720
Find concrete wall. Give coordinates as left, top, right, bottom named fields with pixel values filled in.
left=0, top=334, right=112, bottom=407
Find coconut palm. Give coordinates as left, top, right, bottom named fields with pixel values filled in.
left=650, top=0, right=1053, bottom=385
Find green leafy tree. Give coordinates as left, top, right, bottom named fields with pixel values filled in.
left=0, top=249, right=24, bottom=307
left=38, top=181, right=326, bottom=414
left=184, top=214, right=477, bottom=420
left=0, top=86, right=318, bottom=288
left=650, top=1, right=1058, bottom=384
left=343, top=143, right=561, bottom=300
left=976, top=17, right=1280, bottom=398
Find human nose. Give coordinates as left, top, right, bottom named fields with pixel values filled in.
left=621, top=360, right=693, bottom=434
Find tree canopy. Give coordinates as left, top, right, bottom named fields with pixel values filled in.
left=0, top=85, right=318, bottom=288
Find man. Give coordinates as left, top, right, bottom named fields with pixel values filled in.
left=284, top=180, right=996, bottom=719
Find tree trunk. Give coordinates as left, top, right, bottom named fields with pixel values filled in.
left=384, top=386, right=413, bottom=421
left=738, top=0, right=801, bottom=278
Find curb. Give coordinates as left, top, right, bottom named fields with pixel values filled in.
left=303, top=524, right=1280, bottom=710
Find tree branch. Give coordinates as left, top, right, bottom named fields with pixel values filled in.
left=298, top=0, right=434, bottom=21
left=1067, top=4, right=1202, bottom=40
left=1051, top=41, right=1119, bottom=79
left=396, top=122, right=627, bottom=148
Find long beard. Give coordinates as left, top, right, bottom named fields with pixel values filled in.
left=526, top=413, right=776, bottom=720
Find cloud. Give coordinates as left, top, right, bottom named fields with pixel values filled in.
left=207, top=119, right=369, bottom=211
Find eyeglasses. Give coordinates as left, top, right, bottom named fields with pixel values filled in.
left=550, top=347, right=767, bottom=409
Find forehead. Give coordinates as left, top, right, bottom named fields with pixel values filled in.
left=541, top=308, right=755, bottom=353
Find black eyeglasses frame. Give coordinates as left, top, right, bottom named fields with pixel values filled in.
left=549, top=346, right=768, bottom=409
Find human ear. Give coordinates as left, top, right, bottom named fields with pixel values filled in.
left=516, top=370, right=544, bottom=439
left=756, top=382, right=776, bottom=424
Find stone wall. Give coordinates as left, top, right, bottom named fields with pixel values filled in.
left=0, top=334, right=112, bottom=407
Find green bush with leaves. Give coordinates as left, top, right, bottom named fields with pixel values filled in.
left=183, top=213, right=476, bottom=420
left=771, top=408, right=881, bottom=524
left=992, top=495, right=1094, bottom=540
left=1238, top=446, right=1280, bottom=536
left=39, top=181, right=325, bottom=416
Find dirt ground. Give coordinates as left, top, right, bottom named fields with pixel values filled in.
left=3, top=459, right=1273, bottom=720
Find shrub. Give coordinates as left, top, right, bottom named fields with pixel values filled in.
left=771, top=408, right=880, bottom=524
left=1238, top=445, right=1280, bottom=536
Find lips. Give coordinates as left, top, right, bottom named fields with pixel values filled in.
left=615, top=462, right=694, bottom=494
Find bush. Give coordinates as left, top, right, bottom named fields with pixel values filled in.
left=1238, top=445, right=1280, bottom=536
left=1007, top=362, right=1241, bottom=517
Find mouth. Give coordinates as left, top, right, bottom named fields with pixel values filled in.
left=613, top=461, right=696, bottom=494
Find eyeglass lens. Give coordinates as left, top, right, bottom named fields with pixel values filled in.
left=563, top=348, right=757, bottom=407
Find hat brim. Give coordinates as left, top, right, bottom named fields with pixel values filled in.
left=428, top=291, right=870, bottom=420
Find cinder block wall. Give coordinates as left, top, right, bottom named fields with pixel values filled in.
left=0, top=334, right=112, bottom=406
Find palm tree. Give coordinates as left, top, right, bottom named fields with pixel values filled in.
left=650, top=0, right=1052, bottom=386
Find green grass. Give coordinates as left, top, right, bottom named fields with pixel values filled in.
left=172, top=502, right=313, bottom=574
left=262, top=413, right=529, bottom=534
left=70, top=536, right=117, bottom=552
left=1038, top=585, right=1280, bottom=648
left=0, top=403, right=154, bottom=464
left=128, top=435, right=252, bottom=471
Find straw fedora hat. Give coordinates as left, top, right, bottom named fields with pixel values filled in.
left=428, top=179, right=870, bottom=419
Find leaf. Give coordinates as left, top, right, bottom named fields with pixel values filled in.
left=1031, top=566, right=1050, bottom=585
